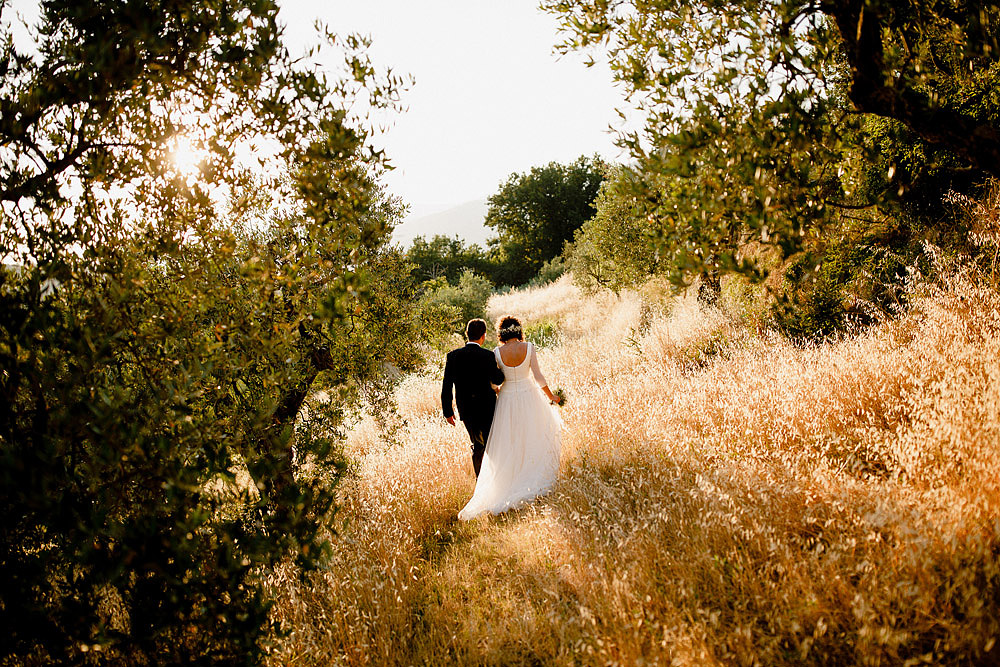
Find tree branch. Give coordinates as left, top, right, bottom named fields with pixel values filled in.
left=825, top=199, right=877, bottom=210
left=0, top=140, right=92, bottom=204
left=825, top=1, right=1000, bottom=178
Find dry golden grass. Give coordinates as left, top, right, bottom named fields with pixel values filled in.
left=265, top=265, right=1000, bottom=665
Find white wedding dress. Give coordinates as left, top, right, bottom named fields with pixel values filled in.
left=458, top=342, right=562, bottom=520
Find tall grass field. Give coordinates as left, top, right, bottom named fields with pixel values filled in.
left=266, top=257, right=1000, bottom=665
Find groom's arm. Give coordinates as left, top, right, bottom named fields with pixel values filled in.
left=490, top=360, right=504, bottom=386
left=441, top=353, right=456, bottom=422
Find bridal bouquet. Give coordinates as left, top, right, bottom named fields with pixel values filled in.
left=551, top=387, right=567, bottom=406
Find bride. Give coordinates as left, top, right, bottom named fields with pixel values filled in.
left=458, top=315, right=563, bottom=521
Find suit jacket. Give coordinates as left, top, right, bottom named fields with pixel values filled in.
left=441, top=343, right=505, bottom=422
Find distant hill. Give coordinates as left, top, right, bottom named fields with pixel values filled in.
left=391, top=199, right=494, bottom=248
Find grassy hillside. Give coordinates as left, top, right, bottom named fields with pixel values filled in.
left=266, top=261, right=1000, bottom=665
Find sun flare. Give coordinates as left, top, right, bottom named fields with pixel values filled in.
left=168, top=135, right=208, bottom=177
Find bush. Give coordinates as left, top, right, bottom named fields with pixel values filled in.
left=773, top=269, right=849, bottom=340
left=528, top=255, right=568, bottom=287
left=419, top=270, right=494, bottom=334
left=774, top=217, right=913, bottom=340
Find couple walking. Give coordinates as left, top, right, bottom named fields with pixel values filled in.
left=441, top=316, right=563, bottom=520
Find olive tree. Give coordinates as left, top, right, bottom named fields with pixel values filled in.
left=0, top=0, right=420, bottom=662
left=543, top=0, right=1000, bottom=284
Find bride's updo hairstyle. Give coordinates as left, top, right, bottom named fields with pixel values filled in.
left=497, top=315, right=523, bottom=343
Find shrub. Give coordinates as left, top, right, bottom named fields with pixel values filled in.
left=529, top=255, right=568, bottom=287
left=419, top=270, right=494, bottom=335
left=566, top=166, right=665, bottom=294
left=774, top=217, right=913, bottom=340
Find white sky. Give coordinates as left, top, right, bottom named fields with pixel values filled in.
left=278, top=0, right=630, bottom=220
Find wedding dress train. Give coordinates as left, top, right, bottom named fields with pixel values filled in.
left=458, top=342, right=562, bottom=520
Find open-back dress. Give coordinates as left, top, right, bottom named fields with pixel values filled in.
left=458, top=342, right=562, bottom=520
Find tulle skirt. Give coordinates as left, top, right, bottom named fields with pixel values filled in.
left=458, top=380, right=562, bottom=520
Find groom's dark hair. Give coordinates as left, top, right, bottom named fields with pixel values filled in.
left=466, top=318, right=487, bottom=341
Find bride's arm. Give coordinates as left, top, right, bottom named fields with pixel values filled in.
left=530, top=344, right=561, bottom=404
left=491, top=350, right=504, bottom=394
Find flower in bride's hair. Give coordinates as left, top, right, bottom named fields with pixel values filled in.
left=497, top=315, right=523, bottom=342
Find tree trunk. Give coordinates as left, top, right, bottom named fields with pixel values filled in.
left=825, top=1, right=1000, bottom=178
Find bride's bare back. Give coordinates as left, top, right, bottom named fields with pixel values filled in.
left=498, top=340, right=529, bottom=368
left=497, top=339, right=560, bottom=406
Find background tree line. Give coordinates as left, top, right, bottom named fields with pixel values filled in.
left=403, top=155, right=605, bottom=334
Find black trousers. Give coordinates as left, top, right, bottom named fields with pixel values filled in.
left=463, top=416, right=492, bottom=477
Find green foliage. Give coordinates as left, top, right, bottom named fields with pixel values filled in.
left=485, top=155, right=605, bottom=286
left=0, top=1, right=423, bottom=663
left=344, top=245, right=452, bottom=445
left=528, top=255, right=568, bottom=287
left=358, top=247, right=453, bottom=374
left=418, top=270, right=494, bottom=335
left=404, top=234, right=492, bottom=285
left=719, top=272, right=771, bottom=329
left=774, top=269, right=850, bottom=341
left=551, top=387, right=568, bottom=405
left=680, top=331, right=730, bottom=372
left=775, top=220, right=913, bottom=340
left=543, top=0, right=1000, bottom=286
left=567, top=166, right=666, bottom=293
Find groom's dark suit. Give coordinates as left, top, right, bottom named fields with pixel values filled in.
left=442, top=342, right=505, bottom=476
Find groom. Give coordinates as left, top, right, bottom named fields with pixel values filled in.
left=442, top=318, right=505, bottom=477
